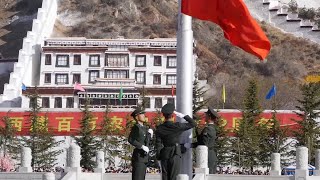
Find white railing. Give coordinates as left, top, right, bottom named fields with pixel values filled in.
left=94, top=78, right=136, bottom=87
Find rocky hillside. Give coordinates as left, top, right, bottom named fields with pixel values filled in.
left=1, top=0, right=320, bottom=109
left=53, top=0, right=319, bottom=110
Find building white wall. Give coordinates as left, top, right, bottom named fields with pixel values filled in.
left=39, top=52, right=106, bottom=87
left=129, top=53, right=176, bottom=88
left=39, top=51, right=177, bottom=88
left=27, top=38, right=192, bottom=109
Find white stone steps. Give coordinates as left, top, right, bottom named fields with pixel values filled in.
left=244, top=0, right=320, bottom=44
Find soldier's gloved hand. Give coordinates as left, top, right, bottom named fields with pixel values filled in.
left=141, top=145, right=149, bottom=153
left=148, top=129, right=153, bottom=138
left=174, top=111, right=185, bottom=118
left=184, top=143, right=191, bottom=149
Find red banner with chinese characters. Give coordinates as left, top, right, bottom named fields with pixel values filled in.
left=0, top=110, right=301, bottom=136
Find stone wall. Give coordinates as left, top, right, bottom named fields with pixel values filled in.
left=0, top=0, right=57, bottom=106
left=244, top=0, right=320, bottom=44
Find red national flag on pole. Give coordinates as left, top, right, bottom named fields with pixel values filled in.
left=181, top=0, right=271, bottom=60
left=74, top=82, right=85, bottom=92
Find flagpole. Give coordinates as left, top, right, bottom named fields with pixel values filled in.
left=177, top=0, right=193, bottom=178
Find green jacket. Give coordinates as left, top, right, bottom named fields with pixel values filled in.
left=194, top=124, right=216, bottom=150
left=128, top=123, right=150, bottom=163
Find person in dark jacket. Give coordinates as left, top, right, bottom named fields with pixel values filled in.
left=192, top=107, right=218, bottom=174
left=128, top=108, right=153, bottom=180
left=155, top=103, right=196, bottom=180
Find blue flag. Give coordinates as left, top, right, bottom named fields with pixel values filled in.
left=21, top=83, right=26, bottom=91
left=266, top=85, right=276, bottom=100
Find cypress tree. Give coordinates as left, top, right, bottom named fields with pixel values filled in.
left=231, top=79, right=262, bottom=172
left=193, top=79, right=209, bottom=117
left=138, top=86, right=150, bottom=110
left=292, top=82, right=320, bottom=165
left=215, top=117, right=232, bottom=167
left=99, top=105, right=121, bottom=166
left=74, top=98, right=100, bottom=171
left=0, top=111, right=21, bottom=160
left=21, top=87, right=63, bottom=170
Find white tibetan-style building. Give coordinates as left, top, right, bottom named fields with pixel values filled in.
left=20, top=37, right=197, bottom=109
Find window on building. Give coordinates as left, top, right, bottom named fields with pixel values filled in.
left=54, top=97, right=62, bottom=108
left=167, top=56, right=177, bottom=68
left=44, top=73, right=51, bottom=83
left=45, top=54, right=51, bottom=65
left=128, top=99, right=138, bottom=106
left=56, top=55, right=69, bottom=67
left=155, top=97, right=162, bottom=108
left=42, top=97, right=50, bottom=108
left=145, top=97, right=150, bottom=108
left=106, top=54, right=129, bottom=67
left=74, top=55, right=81, bottom=65
left=66, top=97, right=74, bottom=108
left=73, top=74, right=81, bottom=84
left=29, top=97, right=37, bottom=108
left=154, top=56, right=162, bottom=66
left=55, top=74, right=69, bottom=84
left=135, top=71, right=146, bottom=84
left=166, top=75, right=176, bottom=85
left=105, top=70, right=129, bottom=79
left=135, top=55, right=146, bottom=67
left=89, top=55, right=100, bottom=67
left=89, top=70, right=99, bottom=83
left=167, top=98, right=175, bottom=105
left=153, top=74, right=161, bottom=85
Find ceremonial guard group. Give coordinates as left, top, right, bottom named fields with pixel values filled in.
left=128, top=103, right=219, bottom=180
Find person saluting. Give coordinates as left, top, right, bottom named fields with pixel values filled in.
left=155, top=103, right=196, bottom=180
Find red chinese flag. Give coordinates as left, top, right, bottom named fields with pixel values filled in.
left=182, top=0, right=271, bottom=60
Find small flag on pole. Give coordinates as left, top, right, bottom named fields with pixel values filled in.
left=74, top=82, right=85, bottom=92
left=171, top=85, right=174, bottom=97
left=222, top=84, right=226, bottom=103
left=119, top=86, right=123, bottom=103
left=21, top=83, right=26, bottom=91
left=266, top=84, right=276, bottom=100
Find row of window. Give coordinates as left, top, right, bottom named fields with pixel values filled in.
left=81, top=97, right=174, bottom=108
left=33, top=97, right=74, bottom=108
left=34, top=97, right=174, bottom=108
left=44, top=72, right=177, bottom=85
left=154, top=97, right=175, bottom=108
left=45, top=54, right=177, bottom=68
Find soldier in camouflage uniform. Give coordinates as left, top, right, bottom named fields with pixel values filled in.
left=128, top=108, right=153, bottom=180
